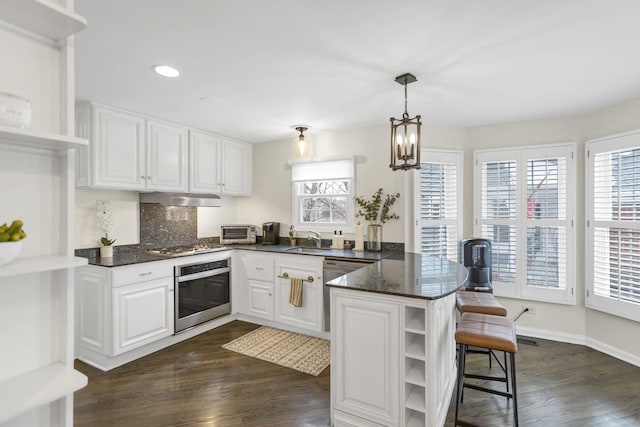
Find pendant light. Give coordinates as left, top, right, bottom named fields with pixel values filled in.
left=292, top=125, right=311, bottom=159
left=390, top=73, right=421, bottom=171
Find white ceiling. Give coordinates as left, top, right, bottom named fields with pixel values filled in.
left=75, top=0, right=640, bottom=144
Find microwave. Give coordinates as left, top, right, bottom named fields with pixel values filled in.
left=221, top=225, right=258, bottom=244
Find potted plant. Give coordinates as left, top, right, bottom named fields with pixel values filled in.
left=288, top=225, right=297, bottom=246
left=355, top=188, right=400, bottom=251
left=97, top=200, right=116, bottom=258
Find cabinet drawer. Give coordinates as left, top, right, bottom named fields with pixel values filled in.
left=241, top=253, right=275, bottom=282
left=112, top=263, right=173, bottom=287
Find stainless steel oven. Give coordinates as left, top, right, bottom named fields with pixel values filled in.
left=174, top=257, right=231, bottom=333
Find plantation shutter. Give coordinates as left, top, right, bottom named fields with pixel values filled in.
left=587, top=131, right=640, bottom=322
left=416, top=151, right=462, bottom=262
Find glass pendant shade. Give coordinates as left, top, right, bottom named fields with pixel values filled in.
left=390, top=73, right=421, bottom=171
left=293, top=126, right=310, bottom=159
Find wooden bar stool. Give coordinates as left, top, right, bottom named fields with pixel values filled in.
left=455, top=312, right=519, bottom=427
left=456, top=290, right=508, bottom=370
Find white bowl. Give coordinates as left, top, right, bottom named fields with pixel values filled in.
left=0, top=240, right=22, bottom=266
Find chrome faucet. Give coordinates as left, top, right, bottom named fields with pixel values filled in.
left=308, top=230, right=322, bottom=248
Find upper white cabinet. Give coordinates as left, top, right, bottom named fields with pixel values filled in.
left=76, top=103, right=188, bottom=192
left=146, top=119, right=188, bottom=191
left=189, top=129, right=252, bottom=196
left=76, top=103, right=251, bottom=195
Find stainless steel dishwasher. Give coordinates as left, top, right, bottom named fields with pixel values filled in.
left=323, top=257, right=377, bottom=331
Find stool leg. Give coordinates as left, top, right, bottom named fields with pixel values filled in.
left=455, top=343, right=467, bottom=425
left=504, top=350, right=509, bottom=396
left=510, top=352, right=518, bottom=427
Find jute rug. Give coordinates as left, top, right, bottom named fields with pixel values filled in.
left=221, top=326, right=330, bottom=376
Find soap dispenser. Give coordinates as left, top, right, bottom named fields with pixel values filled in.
left=337, top=230, right=344, bottom=249
left=331, top=230, right=338, bottom=249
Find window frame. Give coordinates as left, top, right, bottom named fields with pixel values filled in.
left=291, top=159, right=355, bottom=233
left=413, top=149, right=463, bottom=262
left=474, top=143, right=576, bottom=305
left=586, top=130, right=640, bottom=323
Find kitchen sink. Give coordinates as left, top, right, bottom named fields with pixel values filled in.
left=284, top=246, right=328, bottom=253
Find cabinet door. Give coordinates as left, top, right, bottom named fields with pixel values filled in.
left=113, top=277, right=174, bottom=355
left=247, top=280, right=274, bottom=320
left=93, top=105, right=146, bottom=189
left=274, top=261, right=323, bottom=332
left=147, top=119, right=188, bottom=191
left=220, top=139, right=252, bottom=195
left=332, top=290, right=401, bottom=426
left=189, top=130, right=221, bottom=193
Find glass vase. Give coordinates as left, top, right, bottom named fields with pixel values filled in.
left=367, top=224, right=382, bottom=252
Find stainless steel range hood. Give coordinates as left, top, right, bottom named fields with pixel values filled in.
left=139, top=192, right=222, bottom=207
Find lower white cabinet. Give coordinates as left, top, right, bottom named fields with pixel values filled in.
left=235, top=251, right=323, bottom=333
left=247, top=279, right=274, bottom=320
left=113, top=277, right=174, bottom=355
left=76, top=262, right=175, bottom=359
left=274, top=255, right=323, bottom=332
left=332, top=289, right=401, bottom=426
left=331, top=288, right=458, bottom=427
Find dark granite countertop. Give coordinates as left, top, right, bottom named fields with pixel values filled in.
left=325, top=253, right=468, bottom=300
left=76, top=244, right=466, bottom=300
left=227, top=244, right=394, bottom=261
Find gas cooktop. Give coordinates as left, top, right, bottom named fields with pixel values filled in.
left=147, top=244, right=227, bottom=257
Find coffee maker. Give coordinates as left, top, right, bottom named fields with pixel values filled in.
left=460, top=238, right=493, bottom=292
left=262, top=222, right=280, bottom=245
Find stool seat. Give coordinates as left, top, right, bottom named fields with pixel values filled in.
left=456, top=290, right=507, bottom=316
left=456, top=312, right=517, bottom=353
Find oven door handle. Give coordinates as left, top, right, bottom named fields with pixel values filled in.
left=176, top=267, right=231, bottom=283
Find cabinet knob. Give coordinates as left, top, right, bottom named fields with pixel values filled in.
left=140, top=175, right=145, bottom=179
left=147, top=176, right=152, bottom=180
left=256, top=266, right=263, bottom=270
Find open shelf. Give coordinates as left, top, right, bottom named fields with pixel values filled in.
left=0, top=255, right=88, bottom=278
left=405, top=306, right=426, bottom=334
left=0, top=125, right=88, bottom=152
left=0, top=363, right=87, bottom=423
left=405, top=383, right=426, bottom=412
left=0, top=0, right=87, bottom=41
left=405, top=408, right=426, bottom=427
left=405, top=332, right=426, bottom=360
left=405, top=359, right=426, bottom=386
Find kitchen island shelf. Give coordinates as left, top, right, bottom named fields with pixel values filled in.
left=0, top=125, right=88, bottom=152
left=0, top=255, right=88, bottom=278
left=0, top=0, right=87, bottom=42
left=0, top=362, right=87, bottom=424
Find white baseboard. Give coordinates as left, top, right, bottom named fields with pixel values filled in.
left=515, top=325, right=640, bottom=367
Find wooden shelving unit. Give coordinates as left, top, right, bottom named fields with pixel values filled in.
left=403, top=305, right=427, bottom=427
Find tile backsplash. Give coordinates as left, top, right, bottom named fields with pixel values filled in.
left=139, top=203, right=198, bottom=247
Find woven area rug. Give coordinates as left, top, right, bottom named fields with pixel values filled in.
left=222, top=326, right=330, bottom=376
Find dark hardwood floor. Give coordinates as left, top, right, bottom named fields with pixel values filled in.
left=74, top=320, right=640, bottom=426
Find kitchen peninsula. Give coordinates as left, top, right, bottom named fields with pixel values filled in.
left=326, top=254, right=468, bottom=427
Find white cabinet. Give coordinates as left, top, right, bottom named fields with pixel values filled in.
left=189, top=129, right=252, bottom=195
left=146, top=119, right=188, bottom=191
left=235, top=252, right=275, bottom=318
left=332, top=289, right=401, bottom=426
left=235, top=252, right=323, bottom=333
left=247, top=279, right=274, bottom=320
left=76, top=103, right=188, bottom=192
left=76, top=261, right=175, bottom=360
left=274, top=254, right=324, bottom=332
left=113, top=277, right=173, bottom=355
left=330, top=289, right=458, bottom=427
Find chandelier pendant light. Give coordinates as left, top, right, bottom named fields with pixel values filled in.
left=390, top=73, right=421, bottom=171
left=292, top=125, right=310, bottom=159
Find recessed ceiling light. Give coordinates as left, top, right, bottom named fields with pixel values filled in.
left=152, top=65, right=180, bottom=78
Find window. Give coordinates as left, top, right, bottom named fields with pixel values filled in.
left=291, top=159, right=355, bottom=232
left=586, top=131, right=640, bottom=322
left=415, top=150, right=462, bottom=262
left=474, top=144, right=575, bottom=304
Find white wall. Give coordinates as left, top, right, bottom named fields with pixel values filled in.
left=236, top=124, right=467, bottom=243
left=466, top=97, right=640, bottom=361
